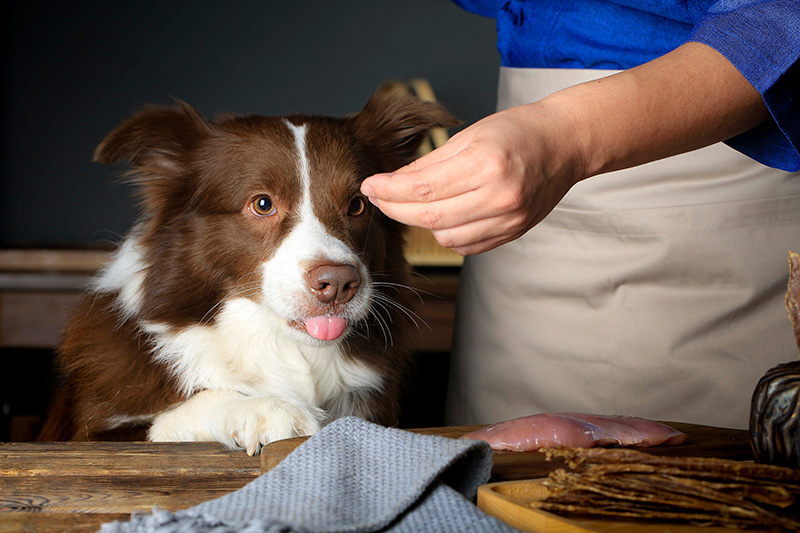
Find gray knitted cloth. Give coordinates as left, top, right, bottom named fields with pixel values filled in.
left=99, top=417, right=519, bottom=532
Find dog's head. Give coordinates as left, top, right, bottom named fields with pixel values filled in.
left=95, top=89, right=457, bottom=345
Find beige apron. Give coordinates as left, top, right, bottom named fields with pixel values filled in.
left=446, top=67, right=800, bottom=429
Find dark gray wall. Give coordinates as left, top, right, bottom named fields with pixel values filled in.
left=1, top=1, right=499, bottom=247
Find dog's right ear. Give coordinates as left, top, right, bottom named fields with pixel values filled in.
left=94, top=100, right=211, bottom=180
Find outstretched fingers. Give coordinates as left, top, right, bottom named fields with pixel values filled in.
left=361, top=147, right=480, bottom=204
left=367, top=186, right=517, bottom=232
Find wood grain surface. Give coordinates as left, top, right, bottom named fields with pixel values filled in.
left=1, top=423, right=752, bottom=533
left=0, top=441, right=261, bottom=533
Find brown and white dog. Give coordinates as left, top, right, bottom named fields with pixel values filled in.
left=38, top=89, right=457, bottom=454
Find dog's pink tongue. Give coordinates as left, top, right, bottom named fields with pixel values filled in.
left=304, top=316, right=347, bottom=341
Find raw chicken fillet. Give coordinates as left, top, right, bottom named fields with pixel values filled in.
left=461, top=412, right=687, bottom=452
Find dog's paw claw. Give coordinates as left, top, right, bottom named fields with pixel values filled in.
left=222, top=397, right=322, bottom=453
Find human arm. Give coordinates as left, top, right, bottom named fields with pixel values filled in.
left=360, top=42, right=769, bottom=255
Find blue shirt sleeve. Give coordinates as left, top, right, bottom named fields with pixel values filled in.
left=688, top=0, right=800, bottom=171
left=449, top=0, right=506, bottom=18
left=451, top=0, right=799, bottom=171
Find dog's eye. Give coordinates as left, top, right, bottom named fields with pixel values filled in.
left=348, top=196, right=366, bottom=217
left=250, top=195, right=277, bottom=217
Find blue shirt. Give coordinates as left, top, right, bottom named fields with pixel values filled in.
left=453, top=0, right=800, bottom=172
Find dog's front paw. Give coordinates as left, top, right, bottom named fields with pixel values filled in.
left=148, top=411, right=202, bottom=443
left=146, top=390, right=323, bottom=454
left=219, top=397, right=323, bottom=455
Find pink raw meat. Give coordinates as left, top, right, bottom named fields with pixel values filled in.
left=461, top=412, right=688, bottom=452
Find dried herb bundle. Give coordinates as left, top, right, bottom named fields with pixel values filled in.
left=532, top=448, right=800, bottom=530
left=787, top=251, right=800, bottom=354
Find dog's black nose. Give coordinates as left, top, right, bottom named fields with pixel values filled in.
left=306, top=263, right=360, bottom=305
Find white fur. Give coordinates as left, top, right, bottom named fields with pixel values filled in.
left=93, top=228, right=147, bottom=320
left=105, top=413, right=155, bottom=431
left=99, top=121, right=384, bottom=453
left=148, top=390, right=322, bottom=455
left=147, top=296, right=381, bottom=404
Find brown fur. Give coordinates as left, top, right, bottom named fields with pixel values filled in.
left=39, top=88, right=458, bottom=441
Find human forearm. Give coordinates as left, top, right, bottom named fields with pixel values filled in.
left=542, top=41, right=769, bottom=179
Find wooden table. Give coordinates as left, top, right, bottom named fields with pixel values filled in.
left=0, top=441, right=262, bottom=532
left=0, top=424, right=751, bottom=533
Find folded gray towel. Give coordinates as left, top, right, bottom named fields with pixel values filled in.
left=99, top=417, right=519, bottom=532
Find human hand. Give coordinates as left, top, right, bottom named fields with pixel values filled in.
left=360, top=43, right=770, bottom=256
left=360, top=101, right=587, bottom=255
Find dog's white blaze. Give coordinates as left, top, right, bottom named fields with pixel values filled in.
left=262, top=121, right=373, bottom=323
left=287, top=121, right=311, bottom=193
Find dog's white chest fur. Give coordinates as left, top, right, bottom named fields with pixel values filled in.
left=141, top=286, right=384, bottom=453
left=146, top=297, right=383, bottom=410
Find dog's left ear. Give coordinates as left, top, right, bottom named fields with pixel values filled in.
left=350, top=87, right=459, bottom=169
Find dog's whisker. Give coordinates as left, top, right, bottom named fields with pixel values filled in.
left=230, top=270, right=262, bottom=286
left=407, top=270, right=437, bottom=285
left=360, top=209, right=375, bottom=257
left=200, top=288, right=262, bottom=320
left=366, top=306, right=391, bottom=349
left=356, top=315, right=371, bottom=341
left=372, top=293, right=428, bottom=331
left=368, top=272, right=414, bottom=283
left=369, top=302, right=395, bottom=349
left=372, top=281, right=436, bottom=304
left=371, top=299, right=395, bottom=325
left=373, top=292, right=425, bottom=318
left=347, top=328, right=371, bottom=344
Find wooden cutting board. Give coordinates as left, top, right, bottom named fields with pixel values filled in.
left=260, top=422, right=752, bottom=481
left=477, top=479, right=740, bottom=533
